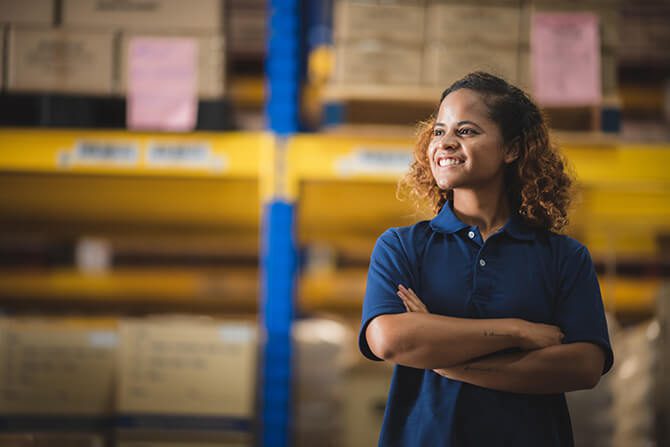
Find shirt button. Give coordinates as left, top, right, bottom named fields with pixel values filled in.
left=479, top=259, right=486, bottom=267
left=468, top=231, right=475, bottom=239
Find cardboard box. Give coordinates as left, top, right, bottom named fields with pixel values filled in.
left=1, top=25, right=5, bottom=90
left=334, top=1, right=425, bottom=45
left=228, top=11, right=265, bottom=55
left=426, top=2, right=525, bottom=47
left=619, top=15, right=670, bottom=65
left=601, top=50, right=617, bottom=96
left=117, top=316, right=257, bottom=421
left=0, top=432, right=105, bottom=447
left=115, top=429, right=251, bottom=447
left=343, top=365, right=393, bottom=447
left=62, top=0, right=224, bottom=32
left=423, top=43, right=520, bottom=86
left=6, top=27, right=115, bottom=95
left=0, top=0, right=54, bottom=25
left=119, top=32, right=226, bottom=99
left=333, top=40, right=422, bottom=85
left=0, top=317, right=117, bottom=416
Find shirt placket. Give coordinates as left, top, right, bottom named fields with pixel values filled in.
left=465, top=227, right=497, bottom=317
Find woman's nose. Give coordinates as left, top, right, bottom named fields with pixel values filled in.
left=440, top=136, right=459, bottom=151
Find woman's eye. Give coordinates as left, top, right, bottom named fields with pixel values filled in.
left=458, top=128, right=476, bottom=136
left=433, top=128, right=444, bottom=136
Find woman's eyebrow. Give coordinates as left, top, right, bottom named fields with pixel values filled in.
left=435, top=121, right=483, bottom=129
left=457, top=120, right=482, bottom=129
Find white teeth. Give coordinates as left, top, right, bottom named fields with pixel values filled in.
left=438, top=158, right=463, bottom=167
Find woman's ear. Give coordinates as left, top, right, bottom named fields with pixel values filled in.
left=504, top=138, right=521, bottom=164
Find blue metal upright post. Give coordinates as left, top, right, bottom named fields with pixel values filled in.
left=260, top=1, right=302, bottom=446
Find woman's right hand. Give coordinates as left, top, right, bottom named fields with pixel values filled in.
left=516, top=320, right=565, bottom=350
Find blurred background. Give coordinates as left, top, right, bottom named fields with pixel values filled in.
left=0, top=0, right=669, bottom=446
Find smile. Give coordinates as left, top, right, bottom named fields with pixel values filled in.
left=437, top=157, right=464, bottom=167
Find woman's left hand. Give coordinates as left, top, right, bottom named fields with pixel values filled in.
left=397, top=284, right=455, bottom=379
left=396, top=284, right=428, bottom=313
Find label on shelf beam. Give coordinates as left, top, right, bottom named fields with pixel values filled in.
left=60, top=141, right=140, bottom=167
left=147, top=142, right=226, bottom=172
left=336, top=148, right=412, bottom=177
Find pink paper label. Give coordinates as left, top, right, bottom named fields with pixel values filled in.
left=531, top=13, right=602, bottom=106
left=127, top=37, right=198, bottom=131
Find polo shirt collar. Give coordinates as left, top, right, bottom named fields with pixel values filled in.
left=504, top=212, right=536, bottom=241
left=429, top=200, right=469, bottom=234
left=430, top=200, right=536, bottom=241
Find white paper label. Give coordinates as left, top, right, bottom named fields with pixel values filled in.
left=62, top=141, right=140, bottom=167
left=336, top=148, right=412, bottom=176
left=147, top=142, right=226, bottom=171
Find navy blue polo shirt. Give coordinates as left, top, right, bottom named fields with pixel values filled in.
left=359, top=200, right=613, bottom=447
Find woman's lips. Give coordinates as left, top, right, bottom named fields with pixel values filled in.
left=436, top=156, right=465, bottom=167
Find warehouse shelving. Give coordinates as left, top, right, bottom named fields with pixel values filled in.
left=2, top=127, right=668, bottom=313
left=0, top=128, right=270, bottom=229
left=287, top=133, right=670, bottom=316
left=0, top=128, right=269, bottom=315
left=0, top=267, right=258, bottom=313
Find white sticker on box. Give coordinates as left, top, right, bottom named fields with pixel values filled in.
left=219, top=325, right=255, bottom=343
left=336, top=148, right=412, bottom=176
left=88, top=331, right=118, bottom=348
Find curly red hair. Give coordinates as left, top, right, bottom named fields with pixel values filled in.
left=398, top=72, right=574, bottom=232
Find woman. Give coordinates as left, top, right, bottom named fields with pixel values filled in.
left=359, top=72, right=613, bottom=446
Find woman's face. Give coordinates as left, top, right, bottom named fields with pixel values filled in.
left=427, top=89, right=515, bottom=192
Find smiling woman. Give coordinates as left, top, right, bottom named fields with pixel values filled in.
left=360, top=72, right=613, bottom=447
left=400, top=72, right=573, bottom=233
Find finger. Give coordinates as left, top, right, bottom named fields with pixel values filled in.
left=406, top=288, right=428, bottom=311
left=396, top=290, right=410, bottom=302
left=404, top=294, right=421, bottom=308
left=399, top=293, right=419, bottom=312
left=397, top=291, right=413, bottom=311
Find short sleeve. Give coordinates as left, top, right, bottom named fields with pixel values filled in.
left=359, top=229, right=414, bottom=361
left=555, top=245, right=614, bottom=374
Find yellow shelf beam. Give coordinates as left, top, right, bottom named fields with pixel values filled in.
left=287, top=133, right=670, bottom=186
left=0, top=268, right=258, bottom=304
left=298, top=269, right=662, bottom=315
left=0, top=128, right=271, bottom=179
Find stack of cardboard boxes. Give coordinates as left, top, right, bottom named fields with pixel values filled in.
left=227, top=0, right=266, bottom=57
left=292, top=318, right=357, bottom=447
left=0, top=317, right=117, bottom=447
left=332, top=0, right=619, bottom=100
left=0, top=315, right=258, bottom=447
left=333, top=0, right=425, bottom=85
left=619, top=0, right=670, bottom=67
left=1, top=0, right=226, bottom=99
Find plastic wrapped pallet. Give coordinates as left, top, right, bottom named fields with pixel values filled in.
left=656, top=282, right=670, bottom=446
left=566, top=313, right=619, bottom=447
left=293, top=317, right=357, bottom=447
left=610, top=319, right=659, bottom=447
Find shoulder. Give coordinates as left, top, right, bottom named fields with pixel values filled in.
left=541, top=231, right=595, bottom=273
left=374, top=220, right=434, bottom=260
left=544, top=231, right=589, bottom=255
left=378, top=220, right=433, bottom=248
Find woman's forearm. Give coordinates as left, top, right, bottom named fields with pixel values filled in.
left=366, top=312, right=524, bottom=369
left=436, top=342, right=606, bottom=394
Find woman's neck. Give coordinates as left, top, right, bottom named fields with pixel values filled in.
left=452, top=187, right=510, bottom=238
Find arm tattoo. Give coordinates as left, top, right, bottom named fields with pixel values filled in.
left=463, top=364, right=501, bottom=373
left=483, top=329, right=508, bottom=337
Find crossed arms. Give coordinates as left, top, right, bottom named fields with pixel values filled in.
left=365, top=285, right=606, bottom=394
